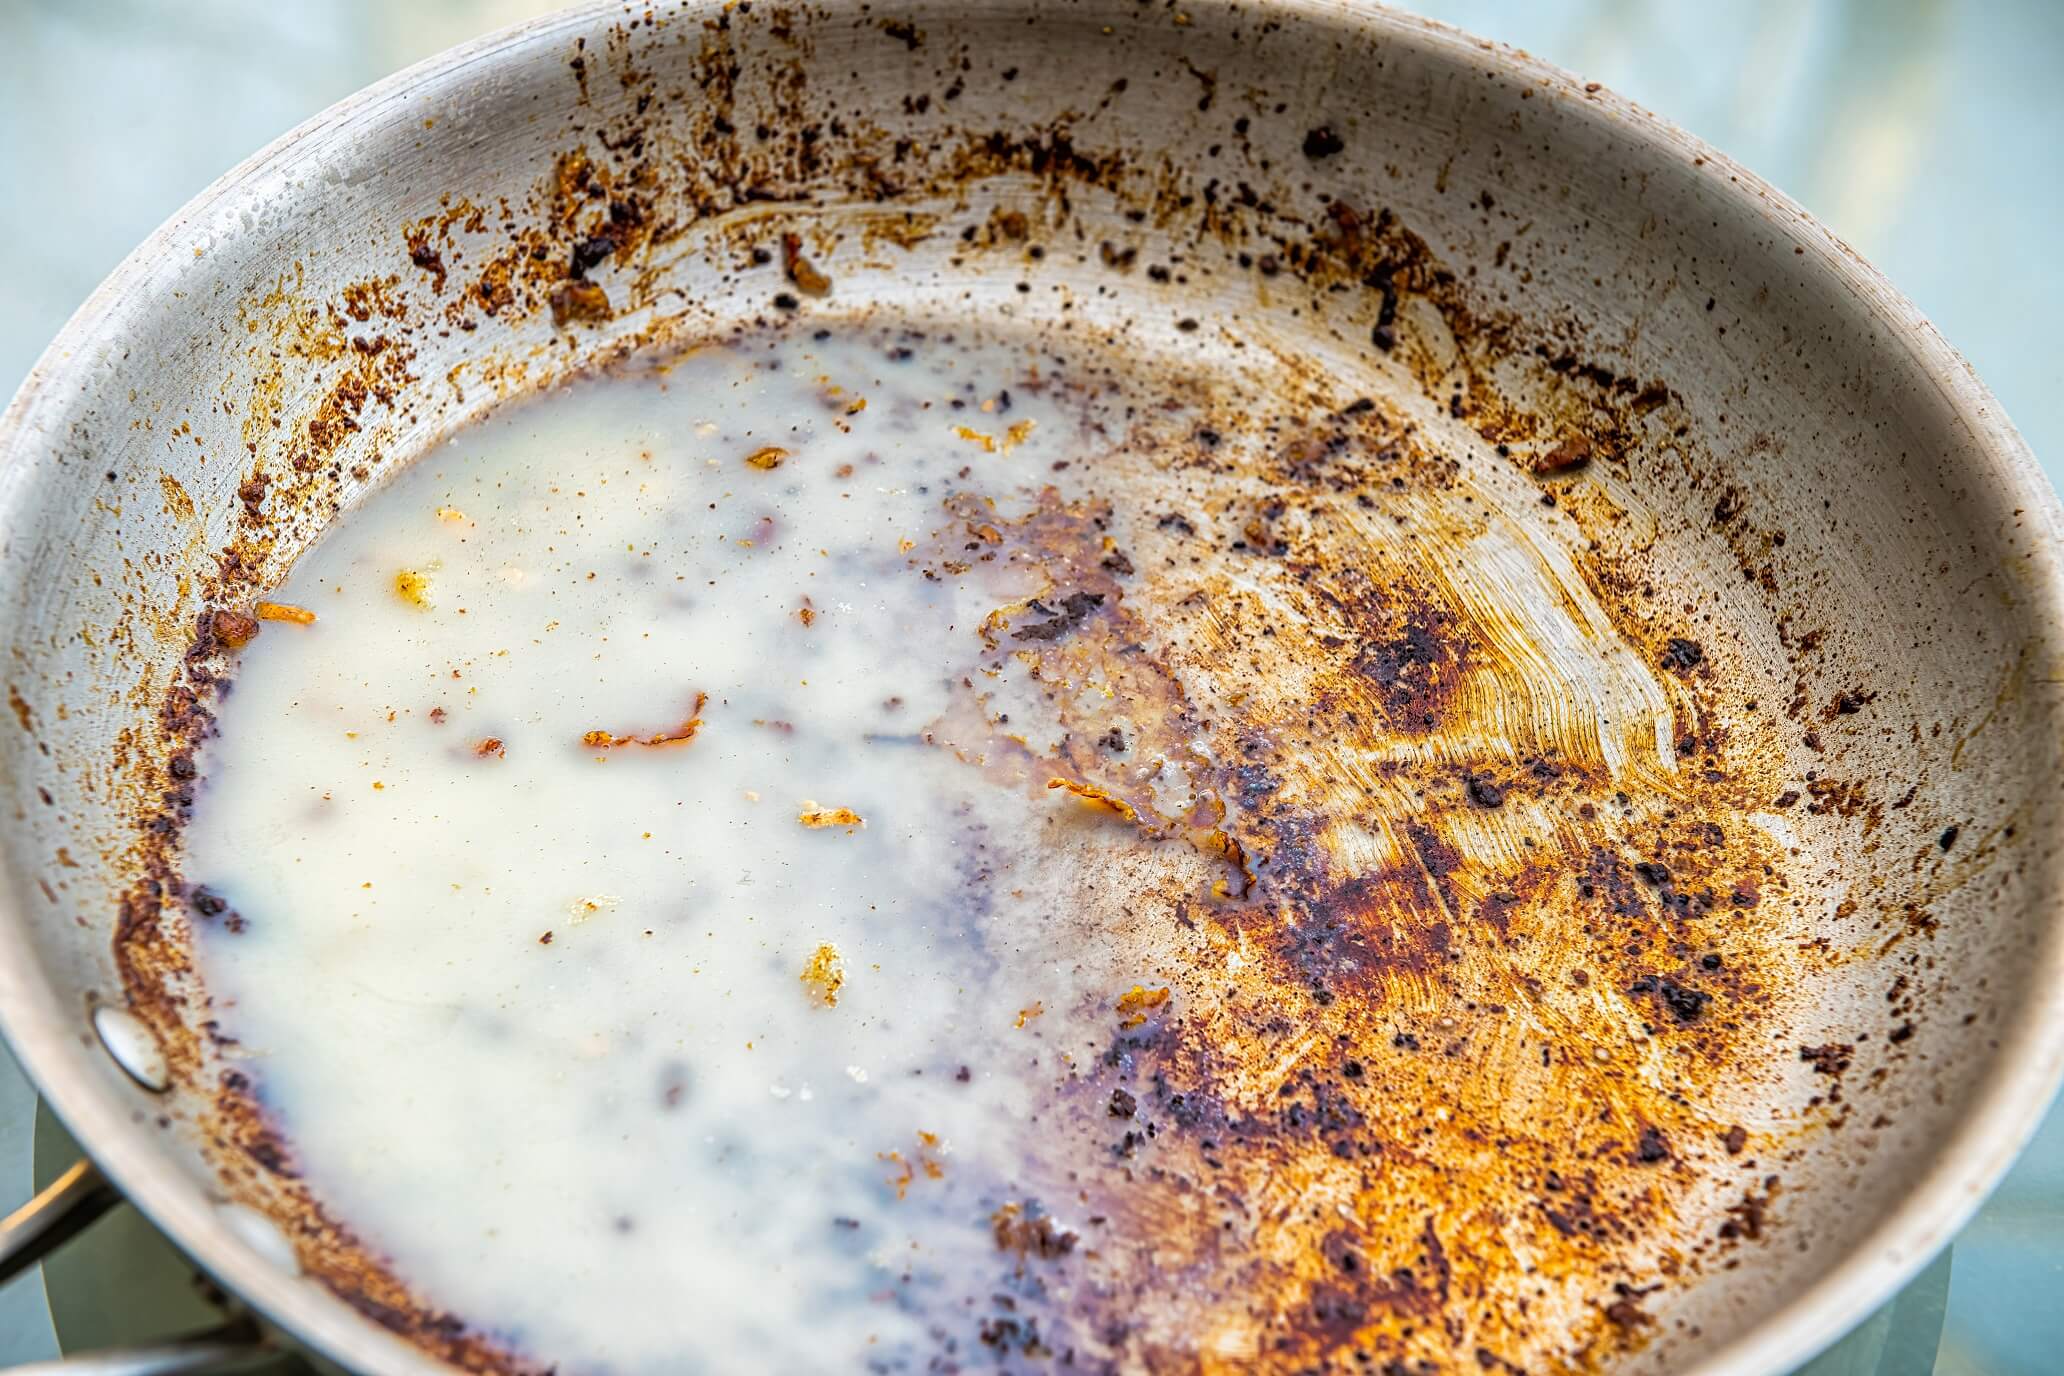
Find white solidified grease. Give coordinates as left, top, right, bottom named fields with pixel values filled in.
left=187, top=325, right=1185, bottom=1372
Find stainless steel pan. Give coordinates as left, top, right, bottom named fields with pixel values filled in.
left=0, top=2, right=2059, bottom=1372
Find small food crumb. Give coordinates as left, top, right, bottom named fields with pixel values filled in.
left=254, top=601, right=317, bottom=626
left=1014, top=1001, right=1044, bottom=1028
left=1048, top=776, right=1139, bottom=822
left=1660, top=637, right=1705, bottom=673
left=781, top=232, right=833, bottom=297
left=992, top=1201, right=1078, bottom=1257
left=549, top=279, right=612, bottom=327
left=1303, top=126, right=1345, bottom=158
left=745, top=445, right=791, bottom=470
left=1530, top=435, right=1593, bottom=474
left=209, top=609, right=260, bottom=649
left=582, top=693, right=708, bottom=749
left=474, top=737, right=505, bottom=758
left=798, top=803, right=865, bottom=830
left=800, top=942, right=845, bottom=1007
left=394, top=570, right=431, bottom=607
left=1114, top=984, right=1170, bottom=1028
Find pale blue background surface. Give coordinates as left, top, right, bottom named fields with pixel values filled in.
left=0, top=2, right=2057, bottom=1370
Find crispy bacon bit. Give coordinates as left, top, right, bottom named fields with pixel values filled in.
left=1048, top=776, right=1139, bottom=822
left=744, top=445, right=791, bottom=471
left=428, top=707, right=447, bottom=725
left=798, top=803, right=865, bottom=829
left=548, top=279, right=611, bottom=327
left=582, top=692, right=708, bottom=750
left=1114, top=984, right=1171, bottom=1028
left=254, top=601, right=317, bottom=626
left=208, top=609, right=260, bottom=649
left=798, top=597, right=817, bottom=628
left=474, top=737, right=505, bottom=758
left=800, top=942, right=845, bottom=1007
left=780, top=232, right=832, bottom=297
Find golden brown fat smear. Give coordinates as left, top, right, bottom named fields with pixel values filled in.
left=179, top=318, right=1806, bottom=1374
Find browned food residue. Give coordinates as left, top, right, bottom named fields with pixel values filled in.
left=253, top=601, right=318, bottom=626
left=548, top=279, right=612, bottom=327
left=800, top=942, right=845, bottom=1007
left=208, top=609, right=261, bottom=650
left=780, top=232, right=832, bottom=297
left=582, top=693, right=707, bottom=750
left=1113, top=983, right=1171, bottom=1028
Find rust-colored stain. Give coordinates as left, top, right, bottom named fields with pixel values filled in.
left=78, top=7, right=1966, bottom=1374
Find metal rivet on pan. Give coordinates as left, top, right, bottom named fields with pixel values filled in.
left=91, top=1004, right=168, bottom=1093
left=219, top=1202, right=302, bottom=1276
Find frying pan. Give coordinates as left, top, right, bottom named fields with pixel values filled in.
left=0, top=2, right=2059, bottom=1372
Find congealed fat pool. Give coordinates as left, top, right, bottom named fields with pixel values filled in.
left=184, top=319, right=1810, bottom=1373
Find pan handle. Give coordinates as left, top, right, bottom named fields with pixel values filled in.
left=0, top=1162, right=289, bottom=1372
left=0, top=1159, right=119, bottom=1287
left=0, top=1320, right=276, bottom=1375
